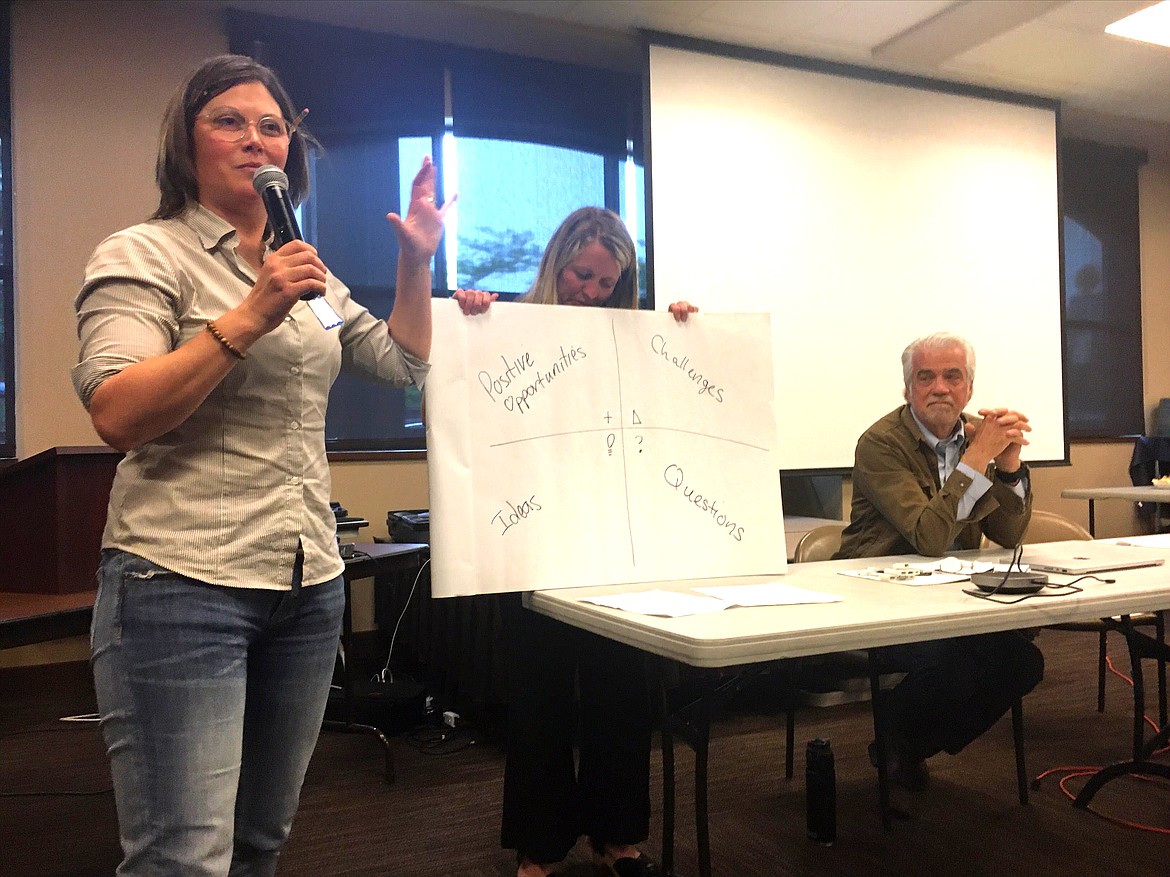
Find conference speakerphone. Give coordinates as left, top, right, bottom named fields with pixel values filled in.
left=970, top=571, right=1049, bottom=595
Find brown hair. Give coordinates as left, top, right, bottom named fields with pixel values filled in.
left=152, top=54, right=313, bottom=220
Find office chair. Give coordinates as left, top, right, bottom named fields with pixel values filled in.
left=792, top=523, right=847, bottom=562
left=1025, top=510, right=1168, bottom=719
left=1019, top=508, right=1092, bottom=543
left=1072, top=613, right=1170, bottom=809
left=1130, top=435, right=1170, bottom=532
left=980, top=508, right=1091, bottom=549
left=795, top=523, right=1027, bottom=828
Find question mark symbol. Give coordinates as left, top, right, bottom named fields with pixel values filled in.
left=636, top=435, right=643, bottom=453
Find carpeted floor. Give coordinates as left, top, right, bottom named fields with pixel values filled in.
left=1, top=628, right=1167, bottom=876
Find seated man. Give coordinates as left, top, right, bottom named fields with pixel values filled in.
left=835, top=331, right=1044, bottom=789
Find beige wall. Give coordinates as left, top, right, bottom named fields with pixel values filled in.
left=5, top=1, right=1170, bottom=665
left=1141, top=156, right=1170, bottom=415
left=10, top=0, right=435, bottom=524
left=13, top=1, right=226, bottom=456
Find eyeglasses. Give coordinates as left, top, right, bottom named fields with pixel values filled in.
left=197, top=107, right=309, bottom=143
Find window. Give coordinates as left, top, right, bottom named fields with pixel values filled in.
left=312, top=133, right=640, bottom=449
left=229, top=12, right=641, bottom=452
left=451, top=138, right=605, bottom=293
left=1060, top=138, right=1146, bottom=439
left=447, top=49, right=642, bottom=299
left=444, top=137, right=644, bottom=297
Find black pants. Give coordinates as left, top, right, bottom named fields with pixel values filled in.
left=878, top=630, right=1044, bottom=759
left=499, top=594, right=652, bottom=865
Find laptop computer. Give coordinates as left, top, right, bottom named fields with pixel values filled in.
left=1023, top=540, right=1166, bottom=575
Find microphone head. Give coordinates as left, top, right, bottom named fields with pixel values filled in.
left=252, top=164, right=289, bottom=194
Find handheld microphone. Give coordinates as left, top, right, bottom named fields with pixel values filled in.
left=252, top=165, right=318, bottom=300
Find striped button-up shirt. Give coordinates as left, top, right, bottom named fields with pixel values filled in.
left=72, top=204, right=428, bottom=590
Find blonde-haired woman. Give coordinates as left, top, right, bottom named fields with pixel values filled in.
left=457, top=207, right=694, bottom=877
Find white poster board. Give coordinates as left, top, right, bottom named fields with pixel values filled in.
left=425, top=299, right=786, bottom=597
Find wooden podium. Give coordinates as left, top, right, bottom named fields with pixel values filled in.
left=0, top=446, right=121, bottom=594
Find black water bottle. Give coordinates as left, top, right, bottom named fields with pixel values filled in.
left=806, top=738, right=836, bottom=845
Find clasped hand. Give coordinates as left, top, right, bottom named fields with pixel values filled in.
left=964, top=407, right=1031, bottom=471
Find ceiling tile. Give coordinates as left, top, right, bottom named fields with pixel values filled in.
left=692, top=0, right=849, bottom=34
left=1038, top=0, right=1156, bottom=31
left=250, top=0, right=1170, bottom=146
left=804, top=0, right=955, bottom=47
left=560, top=0, right=721, bottom=30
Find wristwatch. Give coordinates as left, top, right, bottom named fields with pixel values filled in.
left=994, top=463, right=1027, bottom=485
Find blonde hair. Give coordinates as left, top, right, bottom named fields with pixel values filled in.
left=522, top=207, right=638, bottom=309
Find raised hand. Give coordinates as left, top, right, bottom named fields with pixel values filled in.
left=385, top=156, right=456, bottom=264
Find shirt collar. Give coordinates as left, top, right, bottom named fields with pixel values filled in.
left=184, top=203, right=239, bottom=253
left=909, top=406, right=965, bottom=452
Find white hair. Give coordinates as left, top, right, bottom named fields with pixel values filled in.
left=901, top=332, right=976, bottom=390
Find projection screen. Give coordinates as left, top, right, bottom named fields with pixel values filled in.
left=646, top=38, right=1065, bottom=471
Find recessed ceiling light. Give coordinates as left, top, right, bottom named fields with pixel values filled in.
left=1106, top=1, right=1170, bottom=48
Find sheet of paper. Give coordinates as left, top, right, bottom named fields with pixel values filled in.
left=581, top=581, right=842, bottom=617
left=583, top=589, right=731, bottom=617
left=425, top=300, right=787, bottom=596
left=1118, top=534, right=1170, bottom=549
left=905, top=558, right=1024, bottom=574
left=694, top=582, right=841, bottom=605
left=838, top=568, right=970, bottom=586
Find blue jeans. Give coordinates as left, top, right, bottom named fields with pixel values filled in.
left=91, top=549, right=345, bottom=877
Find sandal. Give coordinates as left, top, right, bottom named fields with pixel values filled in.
left=516, top=852, right=556, bottom=877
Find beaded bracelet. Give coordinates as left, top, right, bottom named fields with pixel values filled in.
left=205, top=320, right=246, bottom=360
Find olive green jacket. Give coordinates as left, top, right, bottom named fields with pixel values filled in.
left=836, top=405, right=1031, bottom=559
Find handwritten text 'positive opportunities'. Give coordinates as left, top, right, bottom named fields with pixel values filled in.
left=478, top=346, right=587, bottom=414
